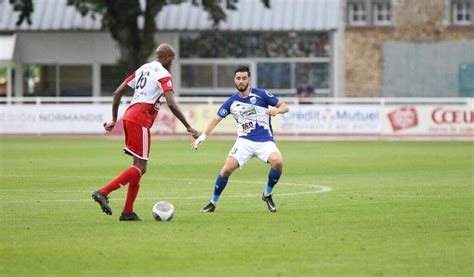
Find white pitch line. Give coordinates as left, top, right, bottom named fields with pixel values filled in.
left=0, top=175, right=332, bottom=203
left=1, top=173, right=331, bottom=185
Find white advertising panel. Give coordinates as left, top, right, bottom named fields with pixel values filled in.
left=1, top=103, right=472, bottom=138
left=382, top=105, right=473, bottom=136
left=0, top=105, right=125, bottom=134
left=174, top=104, right=269, bottom=134
left=279, top=105, right=381, bottom=134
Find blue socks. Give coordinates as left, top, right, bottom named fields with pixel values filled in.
left=264, top=168, right=282, bottom=196
left=210, top=169, right=282, bottom=204
left=211, top=174, right=229, bottom=204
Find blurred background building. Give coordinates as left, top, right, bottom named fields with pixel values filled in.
left=343, top=0, right=474, bottom=97
left=1, top=0, right=472, bottom=99
left=0, top=0, right=339, bottom=98
left=0, top=0, right=472, bottom=138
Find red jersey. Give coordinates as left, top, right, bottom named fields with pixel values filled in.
left=122, top=61, right=174, bottom=128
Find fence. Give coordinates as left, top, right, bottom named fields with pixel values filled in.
left=0, top=97, right=472, bottom=139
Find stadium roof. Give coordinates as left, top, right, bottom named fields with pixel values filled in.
left=0, top=0, right=339, bottom=32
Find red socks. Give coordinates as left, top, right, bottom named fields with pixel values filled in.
left=123, top=170, right=141, bottom=213
left=99, top=166, right=142, bottom=213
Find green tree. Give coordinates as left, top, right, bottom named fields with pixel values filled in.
left=10, top=0, right=270, bottom=74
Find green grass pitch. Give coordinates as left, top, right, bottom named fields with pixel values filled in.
left=0, top=138, right=472, bottom=276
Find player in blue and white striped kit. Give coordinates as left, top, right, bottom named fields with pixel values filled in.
left=192, top=66, right=289, bottom=212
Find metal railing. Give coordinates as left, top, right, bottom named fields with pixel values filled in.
left=0, top=96, right=472, bottom=106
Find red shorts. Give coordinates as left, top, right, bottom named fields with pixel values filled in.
left=123, top=120, right=151, bottom=160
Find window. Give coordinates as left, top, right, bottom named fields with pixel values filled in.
left=217, top=65, right=245, bottom=88
left=180, top=32, right=330, bottom=58
left=0, top=67, right=7, bottom=97
left=180, top=62, right=330, bottom=96
left=23, top=64, right=92, bottom=97
left=347, top=1, right=368, bottom=26
left=179, top=32, right=331, bottom=96
left=452, top=0, right=473, bottom=25
left=60, top=65, right=92, bottom=97
left=257, top=63, right=292, bottom=89
left=373, top=0, right=392, bottom=26
left=23, top=65, right=57, bottom=97
left=181, top=65, right=213, bottom=88
left=295, top=63, right=330, bottom=91
left=101, top=65, right=125, bottom=96
left=347, top=0, right=394, bottom=27
left=181, top=63, right=251, bottom=90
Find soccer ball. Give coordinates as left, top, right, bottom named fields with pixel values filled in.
left=152, top=201, right=175, bottom=221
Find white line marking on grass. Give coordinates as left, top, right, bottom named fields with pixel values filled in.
left=0, top=175, right=332, bottom=203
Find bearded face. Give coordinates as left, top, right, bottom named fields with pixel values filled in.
left=234, top=72, right=250, bottom=92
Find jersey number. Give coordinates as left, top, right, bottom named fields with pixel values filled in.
left=136, top=71, right=150, bottom=90
left=241, top=122, right=254, bottom=133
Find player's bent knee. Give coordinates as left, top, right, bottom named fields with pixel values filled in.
left=220, top=167, right=234, bottom=177
left=269, top=158, right=283, bottom=171
left=221, top=164, right=238, bottom=177
left=268, top=153, right=283, bottom=170
left=220, top=157, right=239, bottom=177
left=135, top=165, right=147, bottom=175
left=273, top=160, right=283, bottom=171
left=134, top=161, right=147, bottom=175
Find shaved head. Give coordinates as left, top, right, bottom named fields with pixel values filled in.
left=156, top=44, right=175, bottom=59
left=156, top=44, right=176, bottom=70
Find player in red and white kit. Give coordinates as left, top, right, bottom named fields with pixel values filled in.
left=92, top=44, right=198, bottom=221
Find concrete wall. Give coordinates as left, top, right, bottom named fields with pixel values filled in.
left=15, top=32, right=119, bottom=64
left=384, top=41, right=474, bottom=97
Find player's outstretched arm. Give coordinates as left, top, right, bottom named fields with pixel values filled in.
left=104, top=82, right=133, bottom=131
left=192, top=116, right=222, bottom=150
left=164, top=90, right=199, bottom=138
left=267, top=100, right=289, bottom=117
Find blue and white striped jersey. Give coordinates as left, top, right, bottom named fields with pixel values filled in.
left=217, top=88, right=279, bottom=142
